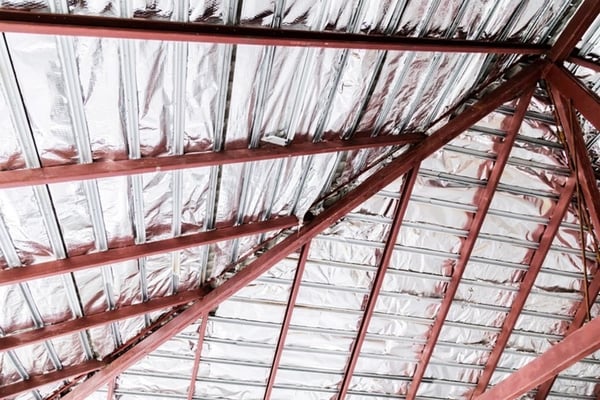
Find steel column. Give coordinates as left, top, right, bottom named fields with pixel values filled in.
left=406, top=89, right=535, bottom=400
left=0, top=216, right=297, bottom=286
left=0, top=11, right=547, bottom=54
left=475, top=317, right=600, bottom=400
left=264, top=243, right=310, bottom=400
left=0, top=134, right=424, bottom=190
left=472, top=176, right=576, bottom=396
left=60, top=62, right=544, bottom=400
left=187, top=314, right=209, bottom=400
left=337, top=167, right=418, bottom=399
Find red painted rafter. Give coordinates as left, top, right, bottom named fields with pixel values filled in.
left=532, top=85, right=600, bottom=400
left=59, top=63, right=544, bottom=400
left=0, top=289, right=207, bottom=353
left=0, top=134, right=424, bottom=190
left=545, top=64, right=600, bottom=152
left=548, top=0, right=600, bottom=62
left=0, top=10, right=548, bottom=54
left=187, top=314, right=209, bottom=400
left=567, top=55, right=600, bottom=73
left=106, top=377, right=116, bottom=400
left=264, top=243, right=310, bottom=400
left=534, top=268, right=600, bottom=400
left=0, top=216, right=296, bottom=287
left=471, top=176, right=576, bottom=396
left=406, top=89, right=535, bottom=400
left=0, top=360, right=104, bottom=400
left=337, top=167, right=419, bottom=399
left=475, top=316, right=600, bottom=400
left=546, top=79, right=600, bottom=240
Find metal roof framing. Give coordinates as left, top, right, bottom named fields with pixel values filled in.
left=0, top=133, right=424, bottom=189
left=52, top=61, right=543, bottom=399
left=0, top=216, right=297, bottom=287
left=472, top=176, right=577, bottom=396
left=0, top=10, right=549, bottom=54
left=406, top=88, right=535, bottom=400
left=477, top=316, right=600, bottom=400
left=2, top=0, right=600, bottom=398
left=337, top=167, right=419, bottom=399
left=263, top=243, right=310, bottom=400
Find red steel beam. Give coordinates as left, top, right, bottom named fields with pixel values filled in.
left=337, top=167, right=418, bottom=399
left=60, top=62, right=544, bottom=400
left=0, top=216, right=297, bottom=287
left=187, top=313, right=209, bottom=400
left=264, top=243, right=310, bottom=400
left=548, top=0, right=600, bottom=62
left=471, top=176, right=576, bottom=396
left=475, top=316, right=600, bottom=400
left=567, top=55, right=600, bottom=73
left=406, top=89, right=535, bottom=400
left=0, top=359, right=105, bottom=399
left=0, top=288, right=207, bottom=353
left=532, top=86, right=600, bottom=400
left=0, top=134, right=424, bottom=190
left=0, top=10, right=547, bottom=54
left=547, top=83, right=600, bottom=242
left=106, top=377, right=116, bottom=400
left=545, top=64, right=600, bottom=143
left=534, top=266, right=600, bottom=400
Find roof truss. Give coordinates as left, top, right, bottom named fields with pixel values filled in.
left=52, top=61, right=544, bottom=399
left=3, top=1, right=600, bottom=398
left=406, top=88, right=535, bottom=400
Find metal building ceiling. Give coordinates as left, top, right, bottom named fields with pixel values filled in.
left=1, top=1, right=600, bottom=400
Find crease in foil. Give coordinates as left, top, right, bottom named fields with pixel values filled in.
left=74, top=36, right=127, bottom=161
left=275, top=367, right=342, bottom=389
left=0, top=79, right=26, bottom=171
left=0, top=187, right=54, bottom=264
left=208, top=318, right=280, bottom=345
left=47, top=182, right=95, bottom=255
left=202, top=340, right=275, bottom=365
left=417, top=381, right=471, bottom=399
left=6, top=33, right=79, bottom=166
left=349, top=377, right=409, bottom=396
left=134, top=40, right=174, bottom=157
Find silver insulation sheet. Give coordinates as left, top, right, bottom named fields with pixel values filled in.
left=97, top=99, right=599, bottom=399
left=0, top=0, right=591, bottom=399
